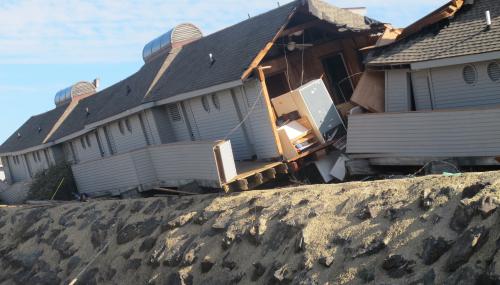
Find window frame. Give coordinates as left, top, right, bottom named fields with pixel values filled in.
left=86, top=135, right=92, bottom=147
left=80, top=137, right=87, bottom=149
left=125, top=118, right=132, bottom=133
left=211, top=93, right=221, bottom=111
left=201, top=95, right=211, bottom=113
left=118, top=120, right=125, bottom=135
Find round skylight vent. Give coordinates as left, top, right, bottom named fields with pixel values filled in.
left=487, top=62, right=500, bottom=82
left=462, top=65, right=477, bottom=85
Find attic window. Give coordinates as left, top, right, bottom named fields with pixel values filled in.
left=81, top=137, right=87, bottom=149
left=38, top=127, right=42, bottom=133
left=118, top=121, right=125, bottom=135
left=212, top=93, right=220, bottom=110
left=125, top=118, right=132, bottom=133
left=462, top=65, right=477, bottom=85
left=167, top=104, right=182, bottom=122
left=201, top=95, right=211, bottom=113
left=487, top=62, right=500, bottom=82
left=86, top=135, right=92, bottom=147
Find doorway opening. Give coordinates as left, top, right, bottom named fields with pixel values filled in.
left=322, top=53, right=353, bottom=103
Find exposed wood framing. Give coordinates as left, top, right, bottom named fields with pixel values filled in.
left=241, top=8, right=298, bottom=80
left=397, top=0, right=464, bottom=41
left=257, top=66, right=284, bottom=156
left=223, top=162, right=288, bottom=192
left=280, top=19, right=323, bottom=37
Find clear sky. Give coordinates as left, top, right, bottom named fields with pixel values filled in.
left=0, top=0, right=448, bottom=143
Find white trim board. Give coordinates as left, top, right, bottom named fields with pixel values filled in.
left=411, top=51, right=500, bottom=70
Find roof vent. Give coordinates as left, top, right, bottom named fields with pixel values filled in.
left=142, top=23, right=203, bottom=63
left=55, top=81, right=97, bottom=106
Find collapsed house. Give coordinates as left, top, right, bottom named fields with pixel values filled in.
left=347, top=0, right=500, bottom=170
left=0, top=0, right=385, bottom=202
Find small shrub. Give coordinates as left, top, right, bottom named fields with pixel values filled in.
left=28, top=162, right=78, bottom=201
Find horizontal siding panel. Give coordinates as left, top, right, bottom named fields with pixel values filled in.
left=72, top=141, right=225, bottom=195
left=386, top=70, right=410, bottom=112
left=431, top=61, right=500, bottom=110
left=347, top=107, right=500, bottom=157
left=240, top=80, right=279, bottom=159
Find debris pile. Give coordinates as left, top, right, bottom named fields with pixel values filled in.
left=1, top=171, right=500, bottom=284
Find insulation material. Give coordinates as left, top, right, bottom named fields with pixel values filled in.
left=350, top=71, right=385, bottom=113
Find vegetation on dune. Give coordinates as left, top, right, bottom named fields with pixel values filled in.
left=27, top=162, right=78, bottom=201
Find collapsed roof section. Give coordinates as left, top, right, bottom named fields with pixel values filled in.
left=367, top=0, right=500, bottom=66
left=0, top=0, right=383, bottom=154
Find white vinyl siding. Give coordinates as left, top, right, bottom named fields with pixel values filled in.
left=142, top=109, right=161, bottom=145
left=108, top=115, right=148, bottom=154
left=411, top=70, right=433, bottom=111
left=167, top=103, right=192, bottom=142
left=186, top=90, right=252, bottom=160
left=97, top=127, right=113, bottom=156
left=72, top=141, right=233, bottom=196
left=71, top=133, right=102, bottom=163
left=430, top=60, right=500, bottom=109
left=385, top=69, right=411, bottom=112
left=238, top=80, right=280, bottom=159
left=9, top=155, right=29, bottom=182
left=150, top=106, right=176, bottom=144
left=26, top=150, right=48, bottom=175
left=347, top=107, right=500, bottom=157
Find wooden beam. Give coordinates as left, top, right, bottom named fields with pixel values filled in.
left=236, top=179, right=249, bottom=191
left=275, top=163, right=289, bottom=174
left=280, top=19, right=322, bottom=38
left=241, top=8, right=298, bottom=80
left=257, top=66, right=284, bottom=156
left=263, top=168, right=277, bottom=180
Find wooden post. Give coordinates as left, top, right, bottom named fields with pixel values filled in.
left=257, top=66, right=283, bottom=156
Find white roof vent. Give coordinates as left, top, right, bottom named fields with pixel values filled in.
left=54, top=81, right=97, bottom=106
left=142, top=23, right=203, bottom=63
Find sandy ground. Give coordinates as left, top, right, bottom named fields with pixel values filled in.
left=1, top=171, right=500, bottom=284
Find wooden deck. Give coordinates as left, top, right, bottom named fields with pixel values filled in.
left=223, top=161, right=289, bottom=192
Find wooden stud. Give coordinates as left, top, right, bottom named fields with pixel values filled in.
left=280, top=20, right=322, bottom=37
left=241, top=7, right=298, bottom=80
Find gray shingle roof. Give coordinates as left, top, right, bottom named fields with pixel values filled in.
left=145, top=1, right=298, bottom=102
left=0, top=103, right=69, bottom=153
left=367, top=0, right=500, bottom=65
left=49, top=51, right=170, bottom=142
left=2, top=0, right=380, bottom=153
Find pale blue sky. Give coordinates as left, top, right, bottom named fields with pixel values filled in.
left=0, top=0, right=447, bottom=142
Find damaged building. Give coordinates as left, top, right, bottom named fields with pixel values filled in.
left=347, top=0, right=500, bottom=171
left=0, top=0, right=385, bottom=202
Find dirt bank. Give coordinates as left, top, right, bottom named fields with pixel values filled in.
left=2, top=171, right=500, bottom=284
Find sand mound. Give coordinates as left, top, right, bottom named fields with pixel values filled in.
left=2, top=171, right=500, bottom=284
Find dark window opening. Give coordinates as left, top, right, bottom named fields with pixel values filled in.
left=322, top=53, right=354, bottom=103
left=266, top=72, right=290, bottom=99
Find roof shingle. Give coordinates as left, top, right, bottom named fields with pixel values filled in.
left=367, top=0, right=500, bottom=65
